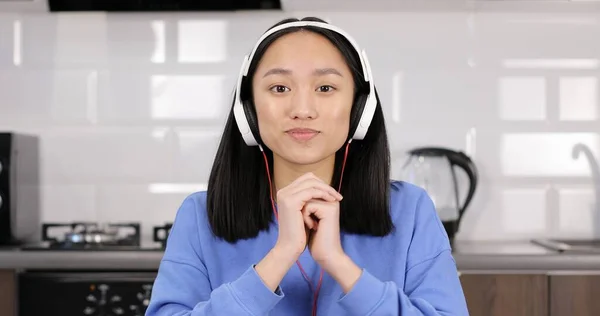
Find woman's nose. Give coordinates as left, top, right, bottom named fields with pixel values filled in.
left=288, top=90, right=318, bottom=120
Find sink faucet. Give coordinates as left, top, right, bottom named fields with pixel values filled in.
left=572, top=143, right=600, bottom=238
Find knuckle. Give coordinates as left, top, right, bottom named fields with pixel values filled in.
left=276, top=189, right=285, bottom=199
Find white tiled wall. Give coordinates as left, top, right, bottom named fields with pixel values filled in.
left=1, top=8, right=600, bottom=242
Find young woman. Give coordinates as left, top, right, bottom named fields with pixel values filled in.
left=145, top=17, right=469, bottom=316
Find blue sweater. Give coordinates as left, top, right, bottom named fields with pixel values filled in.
left=145, top=181, right=469, bottom=315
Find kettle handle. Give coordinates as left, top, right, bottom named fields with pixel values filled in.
left=446, top=151, right=478, bottom=220
left=408, top=147, right=478, bottom=221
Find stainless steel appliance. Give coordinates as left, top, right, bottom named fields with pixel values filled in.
left=398, top=147, right=478, bottom=244
left=20, top=222, right=172, bottom=251
left=0, top=132, right=40, bottom=245
left=18, top=222, right=173, bottom=316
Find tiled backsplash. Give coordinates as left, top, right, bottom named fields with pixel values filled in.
left=1, top=9, right=599, bottom=242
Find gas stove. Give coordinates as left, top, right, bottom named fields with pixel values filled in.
left=18, top=222, right=173, bottom=316
left=20, top=222, right=172, bottom=251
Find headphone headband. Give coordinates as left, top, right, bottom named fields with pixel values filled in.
left=244, top=21, right=370, bottom=82
left=233, top=20, right=377, bottom=147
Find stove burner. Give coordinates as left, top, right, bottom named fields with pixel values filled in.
left=19, top=222, right=173, bottom=251
left=44, top=222, right=141, bottom=250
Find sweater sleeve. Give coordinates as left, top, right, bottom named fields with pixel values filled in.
left=336, top=189, right=470, bottom=316
left=145, top=195, right=284, bottom=316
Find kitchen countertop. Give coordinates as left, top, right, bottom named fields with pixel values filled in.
left=2, top=241, right=600, bottom=272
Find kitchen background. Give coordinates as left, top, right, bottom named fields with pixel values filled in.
left=1, top=0, right=600, bottom=245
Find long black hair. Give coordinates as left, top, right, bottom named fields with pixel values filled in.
left=207, top=17, right=393, bottom=243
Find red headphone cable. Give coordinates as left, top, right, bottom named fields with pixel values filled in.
left=260, top=140, right=351, bottom=316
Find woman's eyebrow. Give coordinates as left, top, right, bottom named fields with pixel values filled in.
left=262, top=67, right=343, bottom=78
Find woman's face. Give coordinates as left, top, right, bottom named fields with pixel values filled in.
left=252, top=31, right=355, bottom=166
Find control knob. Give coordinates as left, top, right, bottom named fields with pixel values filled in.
left=130, top=284, right=153, bottom=315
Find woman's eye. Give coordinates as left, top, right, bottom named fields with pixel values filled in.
left=317, top=85, right=334, bottom=93
left=270, top=85, right=289, bottom=93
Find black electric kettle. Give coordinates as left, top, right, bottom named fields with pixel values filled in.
left=398, top=147, right=478, bottom=244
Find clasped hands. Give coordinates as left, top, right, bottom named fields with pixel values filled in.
left=275, top=172, right=362, bottom=291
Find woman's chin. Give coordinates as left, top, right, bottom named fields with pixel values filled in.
left=268, top=141, right=338, bottom=166
left=283, top=151, right=333, bottom=166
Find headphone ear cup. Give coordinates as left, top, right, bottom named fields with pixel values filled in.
left=242, top=99, right=262, bottom=145
left=349, top=93, right=368, bottom=140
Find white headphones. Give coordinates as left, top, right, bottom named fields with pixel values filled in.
left=233, top=21, right=377, bottom=147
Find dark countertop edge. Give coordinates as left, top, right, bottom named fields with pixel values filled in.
left=456, top=253, right=600, bottom=271
left=3, top=251, right=600, bottom=272
left=2, top=241, right=600, bottom=271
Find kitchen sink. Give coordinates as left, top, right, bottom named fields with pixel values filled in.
left=531, top=238, right=600, bottom=254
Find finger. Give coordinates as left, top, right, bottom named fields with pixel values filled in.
left=303, top=200, right=337, bottom=221
left=306, top=207, right=327, bottom=222
left=278, top=172, right=343, bottom=200
left=307, top=217, right=319, bottom=231
left=302, top=207, right=317, bottom=229
left=276, top=173, right=332, bottom=198
left=289, top=179, right=337, bottom=196
left=295, top=188, right=338, bottom=205
left=276, top=188, right=334, bottom=214
left=290, top=178, right=342, bottom=200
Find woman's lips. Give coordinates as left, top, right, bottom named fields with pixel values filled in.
left=286, top=128, right=320, bottom=141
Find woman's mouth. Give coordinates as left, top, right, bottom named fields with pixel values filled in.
left=286, top=128, right=320, bottom=141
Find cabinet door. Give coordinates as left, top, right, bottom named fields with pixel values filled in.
left=460, top=274, right=548, bottom=316
left=0, top=270, right=16, bottom=316
left=550, top=274, right=600, bottom=316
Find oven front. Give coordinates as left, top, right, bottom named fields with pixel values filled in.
left=18, top=270, right=157, bottom=316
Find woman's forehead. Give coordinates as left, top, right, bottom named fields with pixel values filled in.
left=255, top=32, right=350, bottom=76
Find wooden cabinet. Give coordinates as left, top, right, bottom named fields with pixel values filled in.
left=549, top=274, right=600, bottom=316
left=0, top=270, right=16, bottom=316
left=460, top=274, right=548, bottom=316
left=1, top=268, right=599, bottom=316
left=461, top=273, right=600, bottom=316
